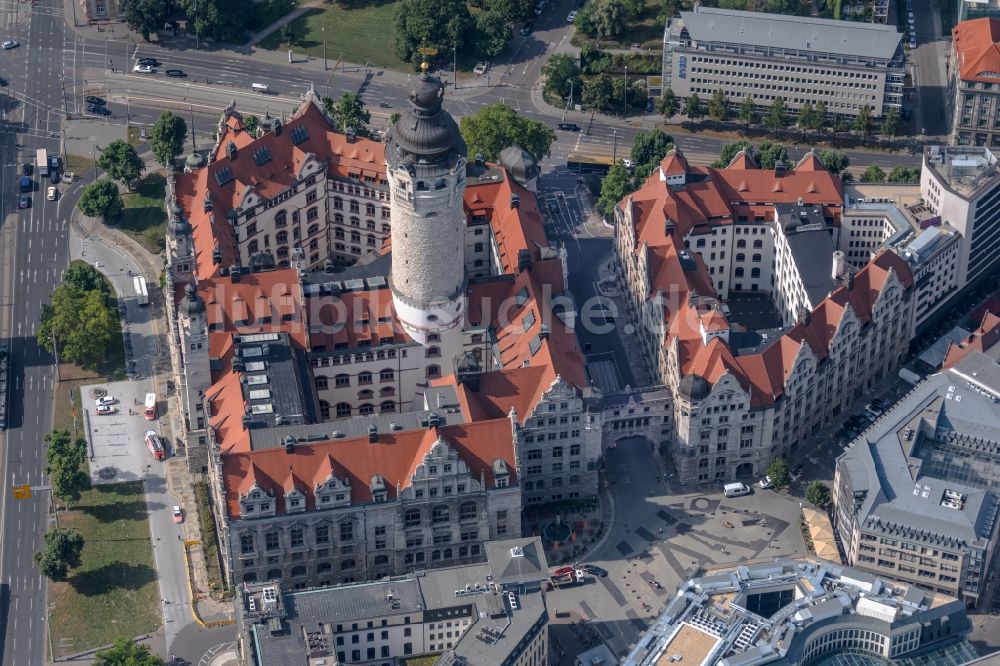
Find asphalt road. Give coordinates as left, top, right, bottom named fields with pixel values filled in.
left=0, top=0, right=72, bottom=662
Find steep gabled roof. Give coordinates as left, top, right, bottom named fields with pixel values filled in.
left=953, top=18, right=1000, bottom=83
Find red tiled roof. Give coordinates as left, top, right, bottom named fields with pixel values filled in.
left=307, top=287, right=412, bottom=351
left=944, top=311, right=1000, bottom=368
left=465, top=174, right=548, bottom=273
left=221, top=419, right=517, bottom=517
left=953, top=18, right=1000, bottom=83
left=661, top=149, right=689, bottom=175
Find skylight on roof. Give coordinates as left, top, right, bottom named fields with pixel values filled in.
left=291, top=125, right=309, bottom=145
left=253, top=146, right=272, bottom=166
left=244, top=361, right=266, bottom=371
left=214, top=166, right=234, bottom=187
left=248, top=388, right=272, bottom=400
left=522, top=310, right=536, bottom=331
left=528, top=335, right=542, bottom=355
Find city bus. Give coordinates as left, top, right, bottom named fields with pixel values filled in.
left=566, top=153, right=615, bottom=175
left=133, top=275, right=148, bottom=306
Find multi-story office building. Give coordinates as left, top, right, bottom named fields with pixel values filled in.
left=622, top=557, right=974, bottom=666
left=920, top=145, right=1000, bottom=293
left=614, top=149, right=916, bottom=484
left=834, top=343, right=1000, bottom=607
left=167, top=79, right=600, bottom=589
left=662, top=6, right=904, bottom=118
left=236, top=537, right=550, bottom=666
left=949, top=18, right=1000, bottom=147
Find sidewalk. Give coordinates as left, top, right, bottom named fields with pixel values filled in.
left=247, top=0, right=326, bottom=46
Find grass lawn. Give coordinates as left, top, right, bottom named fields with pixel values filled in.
left=49, top=482, right=160, bottom=658
left=248, top=0, right=300, bottom=31
left=257, top=1, right=410, bottom=71
left=112, top=174, right=167, bottom=254
left=64, top=154, right=96, bottom=180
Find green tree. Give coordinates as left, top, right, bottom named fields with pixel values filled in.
left=77, top=179, right=124, bottom=220
left=97, top=140, right=145, bottom=190
left=243, top=114, right=260, bottom=137
left=629, top=129, right=673, bottom=180
left=832, top=113, right=847, bottom=133
left=542, top=54, right=582, bottom=100
left=483, top=0, right=534, bottom=21
left=473, top=11, right=511, bottom=58
left=395, top=0, right=472, bottom=64
left=33, top=527, right=84, bottom=582
left=458, top=102, right=556, bottom=162
left=389, top=112, right=402, bottom=125
left=622, top=0, right=644, bottom=17
left=63, top=263, right=111, bottom=297
left=280, top=23, right=296, bottom=47
left=764, top=97, right=788, bottom=132
left=861, top=164, right=886, bottom=183
left=591, top=0, right=628, bottom=38
left=887, top=165, right=920, bottom=183
left=683, top=93, right=704, bottom=129
left=174, top=0, right=250, bottom=43
left=818, top=149, right=849, bottom=176
left=323, top=93, right=374, bottom=138
left=797, top=102, right=822, bottom=136
left=712, top=140, right=753, bottom=168
left=755, top=141, right=787, bottom=170
left=765, top=457, right=790, bottom=488
left=596, top=162, right=633, bottom=217
left=120, top=0, right=166, bottom=40
left=806, top=481, right=832, bottom=509
left=881, top=107, right=901, bottom=139
left=853, top=104, right=873, bottom=137
left=582, top=73, right=615, bottom=112
left=739, top=96, right=757, bottom=131
left=94, top=638, right=165, bottom=666
left=37, top=285, right=118, bottom=370
left=44, top=430, right=90, bottom=507
left=149, top=111, right=188, bottom=169
left=657, top=89, right=679, bottom=121
left=708, top=89, right=730, bottom=127
left=814, top=100, right=828, bottom=129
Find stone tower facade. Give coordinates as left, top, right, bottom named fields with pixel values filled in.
left=385, top=71, right=468, bottom=366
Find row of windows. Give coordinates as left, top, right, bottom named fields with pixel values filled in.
left=689, top=54, right=885, bottom=78
left=319, top=400, right=397, bottom=419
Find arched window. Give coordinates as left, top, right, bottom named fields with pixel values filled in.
left=379, top=386, right=395, bottom=397
left=366, top=203, right=376, bottom=216
left=333, top=196, right=343, bottom=210
left=358, top=371, right=373, bottom=384
left=291, top=565, right=307, bottom=577
left=381, top=224, right=390, bottom=234
left=751, top=267, right=761, bottom=278
left=474, top=242, right=484, bottom=252
left=274, top=210, right=287, bottom=227
left=443, top=547, right=453, bottom=559
left=317, top=562, right=332, bottom=573
left=319, top=400, right=330, bottom=420
left=248, top=240, right=259, bottom=254
left=380, top=400, right=395, bottom=413
left=405, top=509, right=421, bottom=527
left=359, top=403, right=374, bottom=415
left=276, top=230, right=288, bottom=243
left=367, top=234, right=376, bottom=246
left=753, top=239, right=763, bottom=249
left=374, top=554, right=389, bottom=566
left=379, top=368, right=394, bottom=382
left=696, top=238, right=706, bottom=248
left=307, top=223, right=320, bottom=236
left=358, top=389, right=374, bottom=400
left=735, top=267, right=744, bottom=277
left=350, top=216, right=360, bottom=227
left=276, top=246, right=289, bottom=258
left=736, top=239, right=746, bottom=248
left=470, top=545, right=480, bottom=556
left=426, top=365, right=440, bottom=379
left=315, top=375, right=329, bottom=390
left=306, top=207, right=319, bottom=222
left=432, top=550, right=442, bottom=561
left=404, top=553, right=414, bottom=564
left=459, top=501, right=477, bottom=520
left=335, top=373, right=350, bottom=387
left=752, top=253, right=762, bottom=262
left=432, top=505, right=450, bottom=523
left=459, top=545, right=468, bottom=557
left=265, top=569, right=282, bottom=580
left=336, top=402, right=351, bottom=417
left=341, top=559, right=355, bottom=570
left=415, top=552, right=425, bottom=563
left=569, top=475, right=580, bottom=486
left=736, top=253, right=745, bottom=262
left=334, top=212, right=344, bottom=224
left=426, top=346, right=441, bottom=358
left=351, top=231, right=361, bottom=243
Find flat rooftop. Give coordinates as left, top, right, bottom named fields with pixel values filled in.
left=236, top=332, right=313, bottom=429
left=656, top=624, right=720, bottom=666
left=924, top=145, right=1000, bottom=198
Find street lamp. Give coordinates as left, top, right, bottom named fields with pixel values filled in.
left=622, top=65, right=628, bottom=117
left=322, top=22, right=327, bottom=71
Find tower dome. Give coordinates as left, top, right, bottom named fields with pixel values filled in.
left=386, top=72, right=465, bottom=165
left=499, top=146, right=539, bottom=187
left=180, top=283, right=205, bottom=318
left=168, top=206, right=192, bottom=238
left=677, top=374, right=710, bottom=401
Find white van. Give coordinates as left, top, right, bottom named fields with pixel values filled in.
left=251, top=82, right=269, bottom=94
left=724, top=482, right=751, bottom=497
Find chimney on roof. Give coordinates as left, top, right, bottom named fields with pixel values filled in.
left=212, top=245, right=223, bottom=266
left=346, top=127, right=356, bottom=144
left=227, top=141, right=237, bottom=160
left=539, top=323, right=550, bottom=340
left=475, top=153, right=485, bottom=166
left=797, top=196, right=804, bottom=206
left=510, top=193, right=520, bottom=210
left=832, top=250, right=846, bottom=280
left=847, top=273, right=855, bottom=290
left=666, top=218, right=676, bottom=237
left=775, top=163, right=786, bottom=177
left=274, top=118, right=282, bottom=135
left=368, top=424, right=378, bottom=443
left=517, top=249, right=532, bottom=273
left=230, top=265, right=241, bottom=282
left=284, top=436, right=296, bottom=454
left=241, top=414, right=252, bottom=429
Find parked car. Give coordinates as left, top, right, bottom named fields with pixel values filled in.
left=95, top=395, right=117, bottom=407
left=473, top=62, right=488, bottom=76
left=133, top=63, right=154, bottom=73
left=581, top=564, right=608, bottom=577
left=86, top=95, right=106, bottom=106
left=137, top=57, right=159, bottom=66
left=553, top=566, right=575, bottom=577
left=62, top=171, right=75, bottom=183
left=18, top=194, right=28, bottom=209
left=557, top=123, right=580, bottom=131
left=0, top=77, right=7, bottom=87
left=758, top=475, right=773, bottom=489
left=165, top=69, right=186, bottom=78
left=21, top=163, right=31, bottom=176
left=46, top=186, right=56, bottom=201
left=96, top=404, right=116, bottom=415
left=909, top=36, right=917, bottom=49
left=172, top=506, right=184, bottom=523
left=566, top=10, right=577, bottom=21
left=1, top=40, right=19, bottom=50
left=88, top=104, right=111, bottom=116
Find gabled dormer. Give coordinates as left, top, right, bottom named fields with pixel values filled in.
left=493, top=458, right=510, bottom=488
left=313, top=454, right=352, bottom=509
left=296, top=153, right=323, bottom=180
left=370, top=474, right=388, bottom=504
left=283, top=469, right=307, bottom=514
left=238, top=185, right=261, bottom=213
left=239, top=463, right=277, bottom=519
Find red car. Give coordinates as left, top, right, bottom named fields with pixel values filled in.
left=553, top=566, right=575, bottom=578
left=172, top=506, right=183, bottom=523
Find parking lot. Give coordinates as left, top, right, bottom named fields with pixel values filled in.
left=81, top=378, right=168, bottom=484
